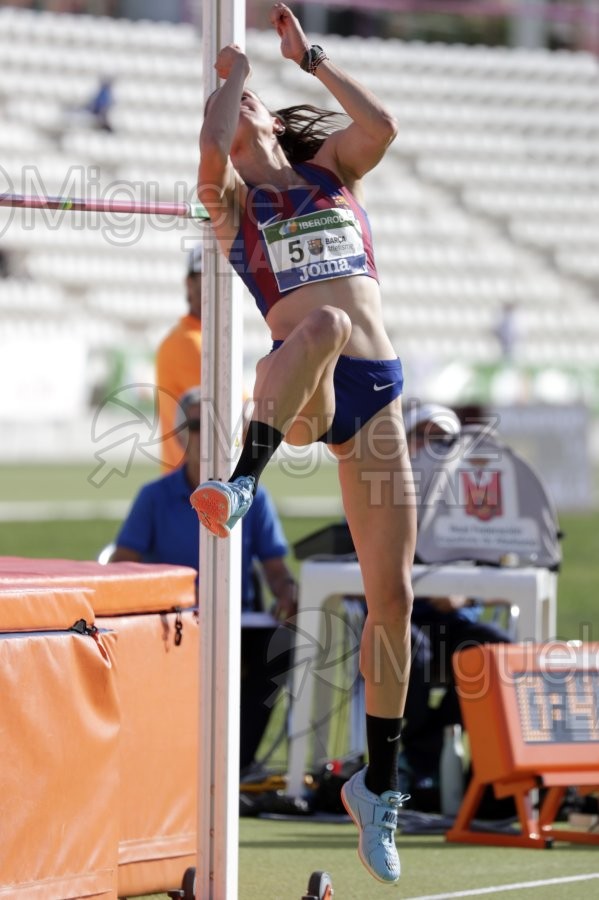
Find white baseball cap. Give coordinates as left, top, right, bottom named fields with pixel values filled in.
left=173, top=385, right=202, bottom=446
left=187, top=244, right=203, bottom=275
left=404, top=402, right=461, bottom=437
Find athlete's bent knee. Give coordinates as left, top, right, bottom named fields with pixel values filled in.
left=302, top=306, right=352, bottom=354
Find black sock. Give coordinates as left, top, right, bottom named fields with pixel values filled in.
left=364, top=714, right=402, bottom=796
left=229, top=421, right=283, bottom=488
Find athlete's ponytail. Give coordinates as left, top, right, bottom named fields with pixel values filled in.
left=272, top=104, right=347, bottom=164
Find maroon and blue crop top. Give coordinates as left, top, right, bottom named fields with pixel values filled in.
left=228, top=161, right=379, bottom=319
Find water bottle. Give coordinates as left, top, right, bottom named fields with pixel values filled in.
left=440, top=724, right=465, bottom=817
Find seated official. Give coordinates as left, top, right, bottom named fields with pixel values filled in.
left=110, top=386, right=297, bottom=772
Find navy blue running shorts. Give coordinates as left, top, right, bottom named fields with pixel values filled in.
left=271, top=341, right=404, bottom=444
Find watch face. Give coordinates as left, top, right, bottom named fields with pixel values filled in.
left=514, top=671, right=599, bottom=744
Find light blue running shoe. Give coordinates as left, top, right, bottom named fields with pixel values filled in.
left=191, top=475, right=255, bottom=538
left=341, top=766, right=409, bottom=885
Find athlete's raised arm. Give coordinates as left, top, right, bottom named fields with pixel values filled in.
left=269, top=2, right=397, bottom=183
left=197, top=45, right=250, bottom=241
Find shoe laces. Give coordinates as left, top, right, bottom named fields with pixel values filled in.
left=385, top=793, right=410, bottom=828
left=372, top=792, right=410, bottom=834
left=235, top=476, right=255, bottom=497
left=380, top=791, right=410, bottom=811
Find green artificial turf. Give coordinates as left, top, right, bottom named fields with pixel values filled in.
left=137, top=818, right=599, bottom=899
left=1, top=462, right=598, bottom=899
left=0, top=479, right=596, bottom=643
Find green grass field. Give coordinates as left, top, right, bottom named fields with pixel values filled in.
left=136, top=821, right=599, bottom=900
left=1, top=461, right=598, bottom=899
left=244, top=822, right=598, bottom=899
left=1, top=460, right=597, bottom=641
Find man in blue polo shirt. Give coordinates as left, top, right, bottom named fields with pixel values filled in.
left=109, top=386, right=298, bottom=771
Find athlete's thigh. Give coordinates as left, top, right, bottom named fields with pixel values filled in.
left=333, top=397, right=417, bottom=599
left=253, top=342, right=338, bottom=446
left=284, top=361, right=337, bottom=444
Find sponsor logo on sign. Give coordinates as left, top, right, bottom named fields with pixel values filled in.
left=461, top=470, right=503, bottom=521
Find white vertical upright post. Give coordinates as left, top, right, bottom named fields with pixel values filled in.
left=197, top=0, right=245, bottom=898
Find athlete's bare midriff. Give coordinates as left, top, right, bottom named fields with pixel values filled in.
left=265, top=273, right=395, bottom=359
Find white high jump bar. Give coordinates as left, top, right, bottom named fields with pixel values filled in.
left=0, top=193, right=209, bottom=218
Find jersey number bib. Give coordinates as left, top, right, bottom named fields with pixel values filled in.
left=261, top=207, right=367, bottom=293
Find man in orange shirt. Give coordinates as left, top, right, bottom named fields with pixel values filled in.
left=156, top=245, right=203, bottom=471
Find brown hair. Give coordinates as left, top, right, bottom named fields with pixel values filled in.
left=273, top=104, right=347, bottom=163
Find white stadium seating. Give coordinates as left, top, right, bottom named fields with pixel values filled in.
left=1, top=7, right=599, bottom=397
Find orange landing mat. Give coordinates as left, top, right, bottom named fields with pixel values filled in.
left=0, top=585, right=120, bottom=899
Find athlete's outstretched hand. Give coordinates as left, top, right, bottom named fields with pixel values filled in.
left=269, top=2, right=309, bottom=65
left=215, top=44, right=251, bottom=81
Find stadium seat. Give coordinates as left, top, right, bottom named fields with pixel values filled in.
left=0, top=8, right=598, bottom=381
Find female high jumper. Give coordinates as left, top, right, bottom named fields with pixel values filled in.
left=191, top=2, right=416, bottom=884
